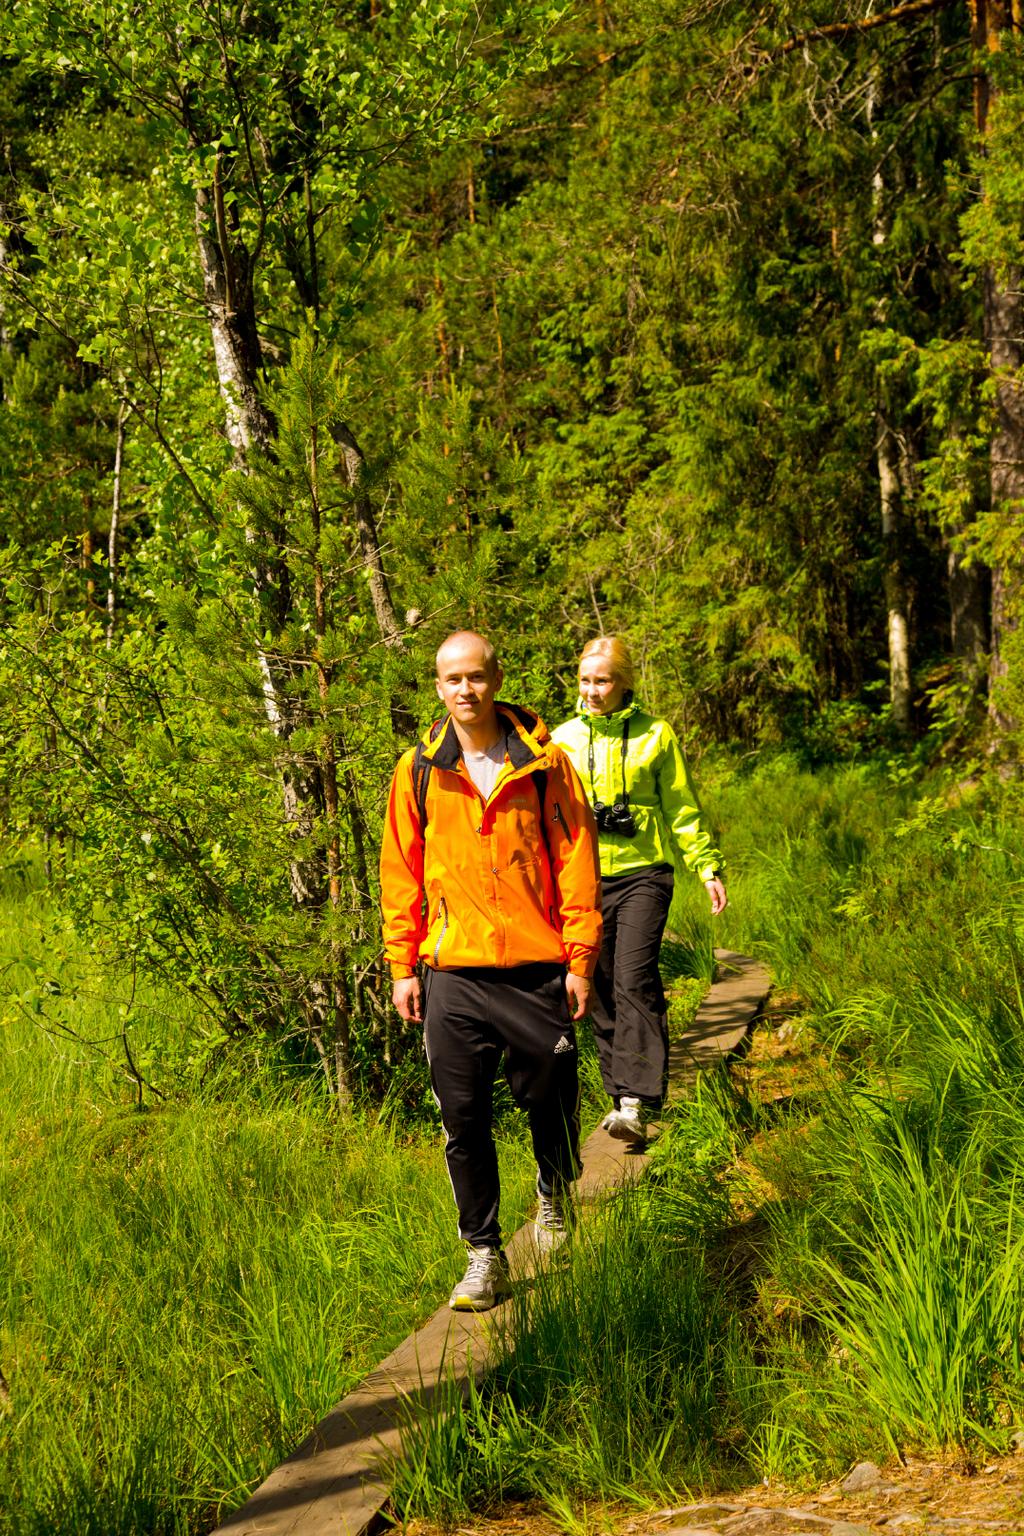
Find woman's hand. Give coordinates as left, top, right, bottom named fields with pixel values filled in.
left=704, top=877, right=728, bottom=915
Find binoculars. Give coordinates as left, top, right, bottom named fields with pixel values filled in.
left=592, top=800, right=637, bottom=838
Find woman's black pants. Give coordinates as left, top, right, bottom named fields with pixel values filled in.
left=590, top=863, right=674, bottom=1108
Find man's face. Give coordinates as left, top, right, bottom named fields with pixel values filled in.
left=435, top=638, right=502, bottom=726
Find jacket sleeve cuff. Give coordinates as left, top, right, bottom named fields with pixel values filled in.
left=390, top=962, right=418, bottom=980
left=699, top=864, right=723, bottom=883
left=567, top=952, right=598, bottom=980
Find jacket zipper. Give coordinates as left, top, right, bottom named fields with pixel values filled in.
left=432, top=896, right=449, bottom=965
left=552, top=801, right=569, bottom=838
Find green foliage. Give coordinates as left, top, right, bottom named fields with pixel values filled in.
left=811, top=1097, right=1024, bottom=1449
left=4, top=0, right=1024, bottom=1523
left=0, top=335, right=446, bottom=1099
left=719, top=756, right=1024, bottom=1460
left=3, top=0, right=1023, bottom=1088
left=0, top=0, right=580, bottom=1097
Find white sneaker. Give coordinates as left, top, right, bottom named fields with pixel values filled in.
left=604, top=1096, right=650, bottom=1145
left=534, top=1186, right=574, bottom=1253
left=448, top=1245, right=512, bottom=1311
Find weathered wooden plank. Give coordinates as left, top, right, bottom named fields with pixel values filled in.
left=211, top=1305, right=494, bottom=1536
left=669, top=949, right=771, bottom=1083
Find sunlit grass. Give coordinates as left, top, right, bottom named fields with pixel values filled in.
left=392, top=1085, right=742, bottom=1525
left=9, top=759, right=1024, bottom=1529
left=392, top=758, right=1024, bottom=1518
left=0, top=877, right=541, bottom=1536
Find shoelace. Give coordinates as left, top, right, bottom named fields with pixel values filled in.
left=464, top=1248, right=499, bottom=1283
left=537, top=1193, right=566, bottom=1232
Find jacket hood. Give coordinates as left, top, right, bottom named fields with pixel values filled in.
left=419, top=701, right=551, bottom=770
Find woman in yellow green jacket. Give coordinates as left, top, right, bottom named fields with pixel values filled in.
left=551, top=636, right=727, bottom=1145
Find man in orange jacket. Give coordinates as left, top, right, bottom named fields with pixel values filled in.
left=380, top=630, right=602, bottom=1310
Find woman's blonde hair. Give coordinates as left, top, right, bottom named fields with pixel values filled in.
left=578, top=635, right=635, bottom=693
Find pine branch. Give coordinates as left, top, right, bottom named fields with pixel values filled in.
left=777, top=0, right=958, bottom=55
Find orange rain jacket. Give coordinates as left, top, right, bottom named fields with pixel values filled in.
left=380, top=703, right=603, bottom=980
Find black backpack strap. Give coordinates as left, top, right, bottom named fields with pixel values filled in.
left=412, top=741, right=432, bottom=830
left=531, top=768, right=553, bottom=860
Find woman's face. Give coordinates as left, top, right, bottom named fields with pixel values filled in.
left=579, top=657, right=627, bottom=715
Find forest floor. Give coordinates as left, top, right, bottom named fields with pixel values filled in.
left=402, top=1449, right=1024, bottom=1536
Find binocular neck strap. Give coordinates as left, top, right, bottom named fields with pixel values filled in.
left=587, top=715, right=630, bottom=805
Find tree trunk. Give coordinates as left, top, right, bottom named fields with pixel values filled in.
left=106, top=403, right=126, bottom=647
left=868, top=70, right=913, bottom=732
left=970, top=0, right=1024, bottom=731
left=878, top=414, right=913, bottom=730
left=193, top=167, right=352, bottom=1092
left=985, top=266, right=1024, bottom=723
left=0, top=233, right=12, bottom=371
left=273, top=175, right=415, bottom=740
left=310, top=413, right=355, bottom=1109
left=946, top=522, right=989, bottom=679
left=193, top=175, right=329, bottom=913
left=329, top=421, right=417, bottom=738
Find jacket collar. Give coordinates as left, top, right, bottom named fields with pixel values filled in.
left=420, top=701, right=551, bottom=771
left=575, top=695, right=640, bottom=732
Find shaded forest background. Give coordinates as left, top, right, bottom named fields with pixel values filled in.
left=1, top=0, right=1023, bottom=1104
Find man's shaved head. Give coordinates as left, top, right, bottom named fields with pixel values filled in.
left=435, top=630, right=499, bottom=677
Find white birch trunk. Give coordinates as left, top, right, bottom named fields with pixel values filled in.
left=868, top=68, right=913, bottom=732
left=193, top=181, right=328, bottom=914
left=877, top=417, right=913, bottom=731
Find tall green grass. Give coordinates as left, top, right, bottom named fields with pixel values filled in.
left=392, top=1080, right=743, bottom=1526
left=393, top=757, right=1024, bottom=1520
left=9, top=757, right=1024, bottom=1530
left=0, top=879, right=545, bottom=1535
left=0, top=853, right=707, bottom=1535
left=711, top=757, right=1024, bottom=1467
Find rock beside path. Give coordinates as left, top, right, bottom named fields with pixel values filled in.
left=840, top=1464, right=900, bottom=1495
left=658, top=1506, right=872, bottom=1536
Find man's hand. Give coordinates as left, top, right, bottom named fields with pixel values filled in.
left=565, top=972, right=592, bottom=1020
left=393, top=975, right=423, bottom=1023
left=704, top=877, right=728, bottom=916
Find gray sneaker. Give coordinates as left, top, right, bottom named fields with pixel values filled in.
left=449, top=1246, right=512, bottom=1311
left=534, top=1186, right=574, bottom=1253
left=604, top=1096, right=650, bottom=1145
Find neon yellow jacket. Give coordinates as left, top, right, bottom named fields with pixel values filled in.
left=551, top=699, right=723, bottom=882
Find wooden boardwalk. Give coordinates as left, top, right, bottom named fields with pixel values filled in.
left=211, top=949, right=770, bottom=1536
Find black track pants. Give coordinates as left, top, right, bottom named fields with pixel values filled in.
left=590, top=864, right=674, bottom=1108
left=423, top=962, right=581, bottom=1251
